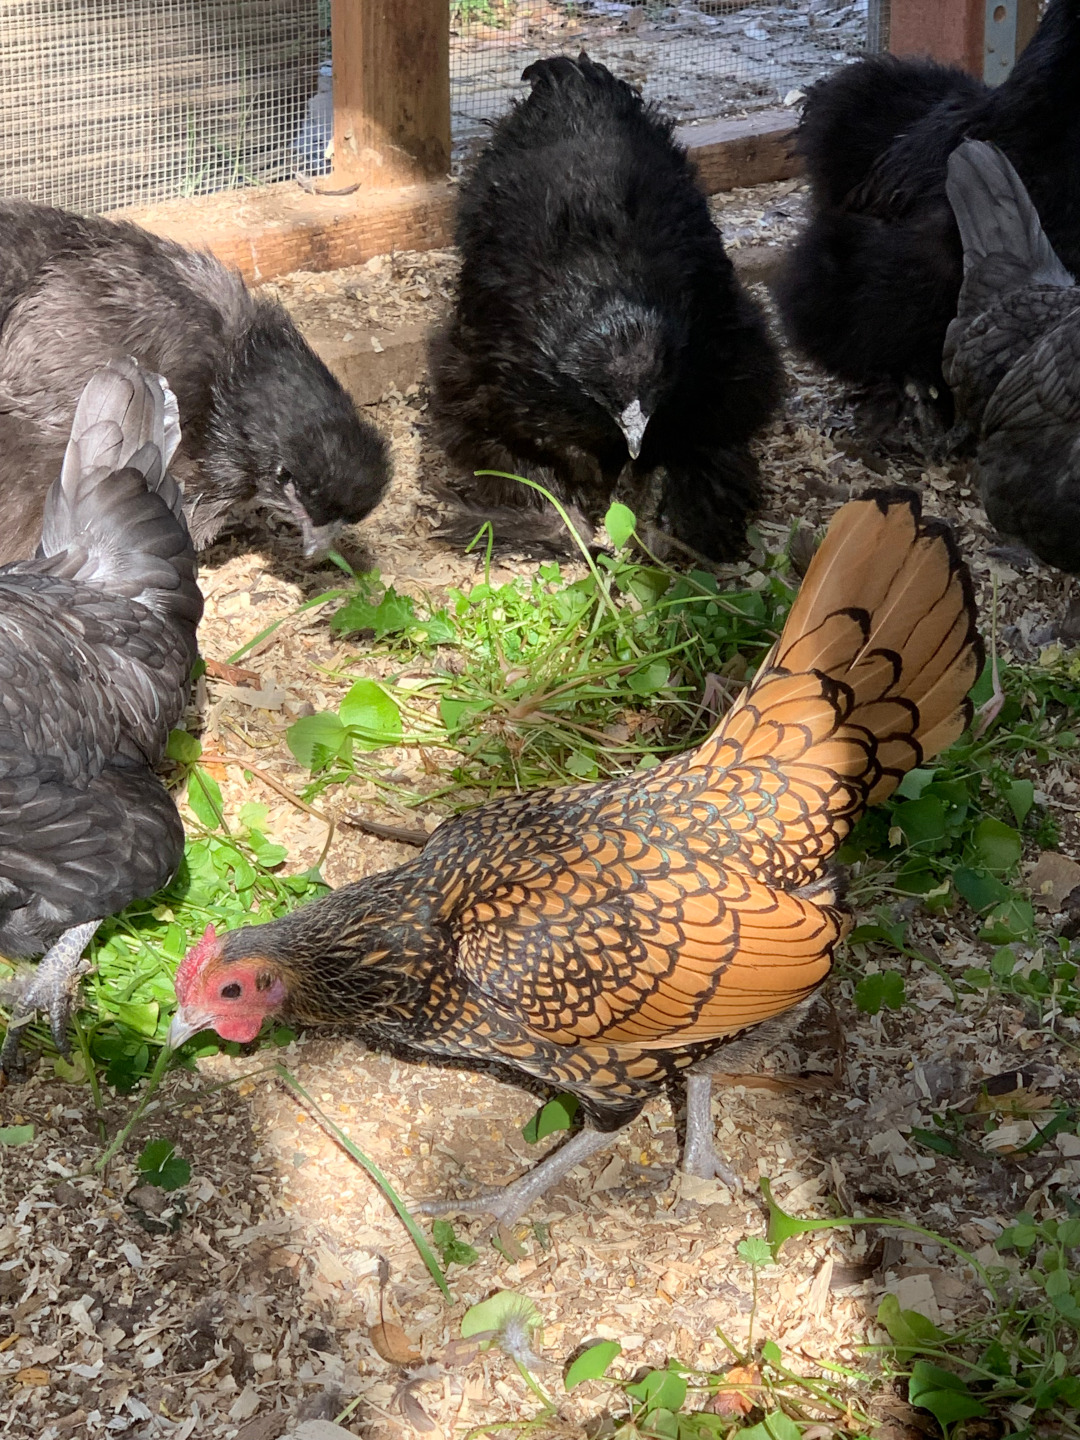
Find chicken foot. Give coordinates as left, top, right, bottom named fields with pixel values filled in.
left=0, top=919, right=100, bottom=1075
left=415, top=1125, right=619, bottom=1228
left=415, top=1072, right=745, bottom=1225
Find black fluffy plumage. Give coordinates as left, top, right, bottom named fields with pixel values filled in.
left=429, top=53, right=782, bottom=561
left=0, top=359, right=202, bottom=1073
left=944, top=141, right=1080, bottom=572
left=0, top=202, right=390, bottom=563
left=776, top=0, right=1080, bottom=400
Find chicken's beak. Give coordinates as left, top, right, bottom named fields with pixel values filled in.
left=281, top=479, right=342, bottom=560
left=167, top=1008, right=215, bottom=1052
left=299, top=514, right=342, bottom=561
left=616, top=399, right=648, bottom=460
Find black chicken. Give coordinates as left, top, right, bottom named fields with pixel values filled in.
left=0, top=202, right=390, bottom=562
left=429, top=53, right=782, bottom=562
left=776, top=0, right=1080, bottom=406
left=0, top=359, right=202, bottom=1075
left=944, top=141, right=1080, bottom=572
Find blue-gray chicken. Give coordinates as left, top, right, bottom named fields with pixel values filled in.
left=0, top=202, right=390, bottom=563
left=0, top=359, right=202, bottom=1076
left=944, top=141, right=1080, bottom=573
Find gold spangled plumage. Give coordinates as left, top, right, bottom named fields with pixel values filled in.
left=175, top=489, right=983, bottom=1187
left=429, top=490, right=981, bottom=1071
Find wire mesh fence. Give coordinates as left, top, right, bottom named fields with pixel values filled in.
left=0, top=0, right=329, bottom=215
left=450, top=1, right=889, bottom=162
left=0, top=1, right=887, bottom=215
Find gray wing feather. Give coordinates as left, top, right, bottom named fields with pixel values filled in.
left=0, top=360, right=201, bottom=952
left=944, top=142, right=1080, bottom=430
left=947, top=141, right=1074, bottom=314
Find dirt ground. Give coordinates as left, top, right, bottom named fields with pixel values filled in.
left=2, top=179, right=1080, bottom=1440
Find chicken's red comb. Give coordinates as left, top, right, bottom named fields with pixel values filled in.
left=174, top=924, right=220, bottom=1000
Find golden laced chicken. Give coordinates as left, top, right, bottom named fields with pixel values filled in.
left=0, top=359, right=201, bottom=1077
left=170, top=493, right=981, bottom=1223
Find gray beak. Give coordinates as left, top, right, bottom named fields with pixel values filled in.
left=617, top=399, right=648, bottom=460
left=299, top=514, right=342, bottom=561
left=282, top=479, right=342, bottom=560
left=167, top=1009, right=213, bottom=1051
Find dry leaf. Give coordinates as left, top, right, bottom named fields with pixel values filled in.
left=709, top=1363, right=760, bottom=1416
left=203, top=658, right=262, bottom=686
left=15, top=1367, right=50, bottom=1387
left=439, top=1337, right=480, bottom=1368
left=1028, top=851, right=1080, bottom=908
left=972, top=1084, right=1054, bottom=1116
left=368, top=1321, right=422, bottom=1365
left=495, top=1224, right=527, bottom=1261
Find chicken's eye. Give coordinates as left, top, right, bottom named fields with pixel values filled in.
left=276, top=465, right=293, bottom=487
left=220, top=981, right=243, bottom=1000
left=256, top=971, right=274, bottom=992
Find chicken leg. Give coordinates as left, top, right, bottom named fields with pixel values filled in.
left=0, top=920, right=100, bottom=1075
left=681, top=1073, right=743, bottom=1192
left=415, top=1071, right=746, bottom=1226
left=415, top=1125, right=618, bottom=1229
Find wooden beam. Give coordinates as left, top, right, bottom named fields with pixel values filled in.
left=116, top=181, right=455, bottom=286
left=331, top=0, right=450, bottom=188
left=889, top=0, right=984, bottom=74
left=116, top=111, right=799, bottom=288
left=1017, top=0, right=1042, bottom=56
left=684, top=110, right=797, bottom=194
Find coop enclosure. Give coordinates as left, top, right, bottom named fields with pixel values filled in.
left=0, top=0, right=883, bottom=216
left=0, top=0, right=1046, bottom=218
left=0, top=1, right=331, bottom=214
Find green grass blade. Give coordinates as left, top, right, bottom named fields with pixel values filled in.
left=275, top=1063, right=451, bottom=1302
left=227, top=587, right=351, bottom=664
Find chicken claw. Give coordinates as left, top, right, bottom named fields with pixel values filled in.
left=415, top=1127, right=618, bottom=1229
left=0, top=919, right=100, bottom=1076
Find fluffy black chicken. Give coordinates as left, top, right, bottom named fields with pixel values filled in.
left=776, top=0, right=1080, bottom=404
left=944, top=141, right=1080, bottom=571
left=429, top=53, right=782, bottom=561
left=0, top=202, right=390, bottom=563
left=0, top=359, right=202, bottom=1076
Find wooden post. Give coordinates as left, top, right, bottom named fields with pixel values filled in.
left=890, top=0, right=1042, bottom=80
left=1016, top=0, right=1042, bottom=56
left=332, top=0, right=451, bottom=189
left=888, top=0, right=985, bottom=74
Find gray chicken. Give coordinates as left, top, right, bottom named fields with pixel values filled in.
left=0, top=202, right=389, bottom=563
left=0, top=359, right=202, bottom=1076
left=944, top=141, right=1080, bottom=572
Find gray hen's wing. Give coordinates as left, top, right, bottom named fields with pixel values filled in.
left=944, top=141, right=1078, bottom=428
left=0, top=361, right=201, bottom=777
left=0, top=765, right=185, bottom=956
left=975, top=316, right=1080, bottom=572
